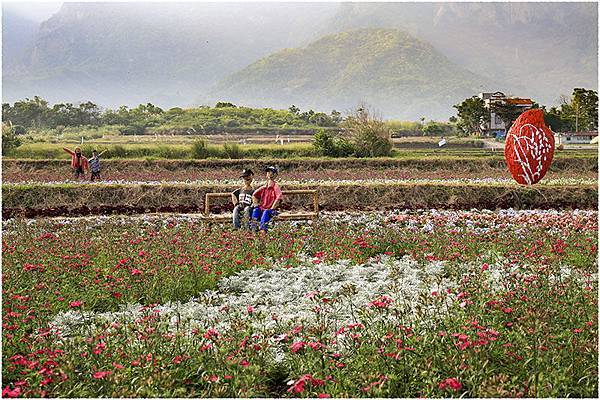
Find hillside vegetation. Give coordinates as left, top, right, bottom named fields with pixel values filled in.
left=215, top=29, right=491, bottom=119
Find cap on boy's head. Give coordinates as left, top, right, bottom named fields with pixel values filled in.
left=240, top=168, right=254, bottom=178
left=265, top=166, right=278, bottom=174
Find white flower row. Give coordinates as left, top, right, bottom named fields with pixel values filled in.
left=3, top=177, right=596, bottom=186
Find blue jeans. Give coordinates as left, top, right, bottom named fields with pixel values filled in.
left=233, top=204, right=252, bottom=229
left=250, top=208, right=277, bottom=231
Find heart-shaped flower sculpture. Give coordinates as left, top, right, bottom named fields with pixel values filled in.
left=504, top=109, right=555, bottom=185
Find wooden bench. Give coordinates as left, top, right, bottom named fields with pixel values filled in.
left=203, top=190, right=319, bottom=222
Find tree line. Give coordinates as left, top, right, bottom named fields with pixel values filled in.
left=453, top=88, right=598, bottom=135
left=1, top=97, right=342, bottom=134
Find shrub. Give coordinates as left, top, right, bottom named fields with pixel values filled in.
left=223, top=142, right=244, bottom=159
left=111, top=144, right=128, bottom=158
left=12, top=125, right=27, bottom=135
left=342, top=106, right=393, bottom=157
left=119, top=124, right=146, bottom=136
left=2, top=124, right=21, bottom=155
left=313, top=129, right=354, bottom=157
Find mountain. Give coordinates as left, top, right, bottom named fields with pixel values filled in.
left=2, top=2, right=339, bottom=108
left=213, top=29, right=496, bottom=120
left=2, top=2, right=596, bottom=119
left=2, top=9, right=39, bottom=70
left=322, top=2, right=598, bottom=106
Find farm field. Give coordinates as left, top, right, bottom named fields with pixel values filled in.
left=2, top=210, right=597, bottom=397
left=2, top=145, right=598, bottom=397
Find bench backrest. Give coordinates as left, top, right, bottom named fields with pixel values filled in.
left=204, top=190, right=319, bottom=216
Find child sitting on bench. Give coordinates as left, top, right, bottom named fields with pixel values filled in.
left=250, top=166, right=283, bottom=232
left=231, top=169, right=255, bottom=229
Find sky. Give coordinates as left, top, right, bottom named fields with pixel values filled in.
left=3, top=1, right=63, bottom=22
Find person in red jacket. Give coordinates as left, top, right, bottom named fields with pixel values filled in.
left=63, top=146, right=89, bottom=179
left=250, top=166, right=283, bottom=232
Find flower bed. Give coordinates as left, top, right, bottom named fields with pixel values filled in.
left=2, top=156, right=597, bottom=183
left=2, top=210, right=597, bottom=397
left=3, top=180, right=597, bottom=219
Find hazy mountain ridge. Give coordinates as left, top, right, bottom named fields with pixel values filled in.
left=2, top=9, right=39, bottom=70
left=214, top=29, right=496, bottom=119
left=323, top=2, right=598, bottom=105
left=3, top=2, right=339, bottom=108
left=2, top=2, right=597, bottom=119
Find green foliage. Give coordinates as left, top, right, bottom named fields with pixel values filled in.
left=2, top=123, right=22, bottom=155
left=539, top=88, right=598, bottom=133
left=453, top=96, right=487, bottom=135
left=490, top=102, right=523, bottom=132
left=2, top=97, right=339, bottom=134
left=215, top=102, right=237, bottom=108
left=223, top=142, right=243, bottom=159
left=119, top=123, right=146, bottom=136
left=191, top=139, right=210, bottom=159
left=342, top=106, right=393, bottom=157
left=12, top=125, right=26, bottom=135
left=313, top=129, right=354, bottom=157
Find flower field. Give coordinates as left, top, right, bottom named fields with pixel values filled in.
left=2, top=210, right=598, bottom=397
left=3, top=155, right=597, bottom=183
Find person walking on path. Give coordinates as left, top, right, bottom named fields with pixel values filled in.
left=232, top=169, right=255, bottom=229
left=88, top=149, right=107, bottom=181
left=62, top=146, right=89, bottom=179
left=250, top=166, right=283, bottom=232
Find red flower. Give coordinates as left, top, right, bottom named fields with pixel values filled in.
left=290, top=341, right=306, bottom=353
left=130, top=268, right=142, bottom=276
left=439, top=377, right=462, bottom=391
left=208, top=375, right=219, bottom=383
left=69, top=300, right=82, bottom=308
left=92, top=371, right=112, bottom=379
left=368, top=295, right=394, bottom=309
left=2, top=387, right=21, bottom=398
left=318, top=394, right=330, bottom=398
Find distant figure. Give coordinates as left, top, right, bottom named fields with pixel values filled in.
left=89, top=149, right=107, bottom=181
left=287, top=136, right=290, bottom=143
left=232, top=169, right=255, bottom=229
left=275, top=134, right=281, bottom=144
left=63, top=146, right=89, bottom=179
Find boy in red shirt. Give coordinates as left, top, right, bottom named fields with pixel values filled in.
left=250, top=166, right=283, bottom=232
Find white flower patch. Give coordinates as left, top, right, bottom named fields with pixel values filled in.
left=50, top=255, right=456, bottom=342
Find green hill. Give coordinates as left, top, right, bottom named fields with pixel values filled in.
left=213, top=29, right=496, bottom=120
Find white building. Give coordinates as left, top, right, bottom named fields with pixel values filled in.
left=555, top=132, right=598, bottom=145
left=478, top=92, right=534, bottom=137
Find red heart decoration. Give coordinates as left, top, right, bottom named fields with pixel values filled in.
left=504, top=109, right=555, bottom=185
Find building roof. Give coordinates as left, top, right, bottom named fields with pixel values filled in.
left=505, top=98, right=533, bottom=106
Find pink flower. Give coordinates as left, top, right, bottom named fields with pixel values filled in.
left=481, top=263, right=489, bottom=271
left=290, top=341, right=306, bottom=353
left=502, top=307, right=513, bottom=314
left=69, top=300, right=82, bottom=308
left=368, top=295, right=394, bottom=309
left=2, top=387, right=21, bottom=398
left=246, top=305, right=255, bottom=314
left=318, top=394, right=330, bottom=398
left=92, top=371, right=112, bottom=379
left=439, top=377, right=462, bottom=391
left=208, top=375, right=219, bottom=383
left=112, top=362, right=124, bottom=369
left=130, top=268, right=142, bottom=276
